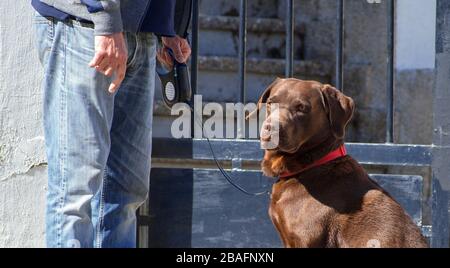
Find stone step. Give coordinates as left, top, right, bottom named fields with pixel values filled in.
left=154, top=55, right=331, bottom=106
left=198, top=15, right=305, bottom=59
left=199, top=0, right=280, bottom=19
left=199, top=14, right=303, bottom=33
left=197, top=56, right=328, bottom=76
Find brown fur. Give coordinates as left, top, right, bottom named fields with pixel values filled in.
left=258, top=78, right=428, bottom=248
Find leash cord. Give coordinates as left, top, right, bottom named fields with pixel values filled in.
left=205, top=136, right=270, bottom=196
left=190, top=106, right=271, bottom=196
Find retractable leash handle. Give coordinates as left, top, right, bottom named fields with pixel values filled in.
left=156, top=47, right=192, bottom=108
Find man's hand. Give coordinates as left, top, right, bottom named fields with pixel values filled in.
left=89, top=33, right=128, bottom=93
left=157, top=36, right=191, bottom=69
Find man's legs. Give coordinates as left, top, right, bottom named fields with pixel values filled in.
left=94, top=33, right=156, bottom=248
left=35, top=16, right=115, bottom=248
left=35, top=14, right=155, bottom=247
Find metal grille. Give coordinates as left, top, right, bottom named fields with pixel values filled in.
left=139, top=0, right=450, bottom=248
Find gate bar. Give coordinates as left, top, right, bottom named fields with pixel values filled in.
left=432, top=0, right=450, bottom=248
left=336, top=0, right=344, bottom=91
left=238, top=0, right=247, bottom=104
left=285, top=0, right=294, bottom=78
left=386, top=0, right=395, bottom=143
left=190, top=0, right=199, bottom=138
left=152, top=138, right=434, bottom=167
left=237, top=0, right=247, bottom=139
left=190, top=0, right=199, bottom=96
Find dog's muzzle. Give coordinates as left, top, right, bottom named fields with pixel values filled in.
left=260, top=111, right=280, bottom=150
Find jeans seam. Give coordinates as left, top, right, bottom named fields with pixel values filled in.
left=95, top=167, right=109, bottom=248
left=48, top=18, right=54, bottom=42
left=57, top=22, right=68, bottom=248
left=46, top=20, right=54, bottom=53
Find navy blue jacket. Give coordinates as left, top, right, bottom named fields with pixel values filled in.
left=32, top=0, right=178, bottom=36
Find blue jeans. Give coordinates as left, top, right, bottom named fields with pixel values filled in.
left=33, top=14, right=156, bottom=248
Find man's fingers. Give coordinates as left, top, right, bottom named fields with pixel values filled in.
left=181, top=50, right=190, bottom=63
left=95, top=58, right=111, bottom=74
left=156, top=48, right=165, bottom=63
left=88, top=33, right=128, bottom=93
left=157, top=48, right=174, bottom=69
left=181, top=40, right=192, bottom=62
left=108, top=78, right=121, bottom=93
left=108, top=64, right=126, bottom=93
left=172, top=44, right=184, bottom=63
left=89, top=51, right=106, bottom=67
left=104, top=65, right=115, bottom=77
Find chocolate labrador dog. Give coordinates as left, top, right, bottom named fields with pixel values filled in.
left=257, top=78, right=427, bottom=248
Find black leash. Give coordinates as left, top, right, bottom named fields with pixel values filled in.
left=191, top=106, right=272, bottom=197
left=205, top=137, right=270, bottom=196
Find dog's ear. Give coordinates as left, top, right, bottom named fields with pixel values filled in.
left=247, top=77, right=282, bottom=120
left=320, top=85, right=355, bottom=139
left=258, top=78, right=281, bottom=106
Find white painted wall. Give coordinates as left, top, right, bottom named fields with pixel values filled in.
left=396, top=0, right=436, bottom=70
left=0, top=1, right=47, bottom=247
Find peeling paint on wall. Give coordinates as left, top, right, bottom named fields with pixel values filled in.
left=1, top=136, right=46, bottom=181
left=0, top=0, right=47, bottom=247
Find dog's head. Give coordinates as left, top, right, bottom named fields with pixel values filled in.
left=256, top=78, right=355, bottom=176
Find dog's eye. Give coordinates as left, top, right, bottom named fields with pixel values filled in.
left=295, top=102, right=311, bottom=113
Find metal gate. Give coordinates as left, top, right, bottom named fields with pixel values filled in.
left=138, top=0, right=450, bottom=248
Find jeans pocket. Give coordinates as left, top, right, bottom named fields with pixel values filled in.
left=125, top=32, right=139, bottom=68
left=33, top=13, right=54, bottom=65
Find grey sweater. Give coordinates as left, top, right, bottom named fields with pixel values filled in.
left=40, top=0, right=150, bottom=35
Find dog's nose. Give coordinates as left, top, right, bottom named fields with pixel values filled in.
left=261, top=123, right=272, bottom=141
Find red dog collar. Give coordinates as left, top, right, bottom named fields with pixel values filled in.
left=279, top=145, right=347, bottom=179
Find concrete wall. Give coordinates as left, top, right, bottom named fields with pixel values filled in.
left=0, top=1, right=47, bottom=247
